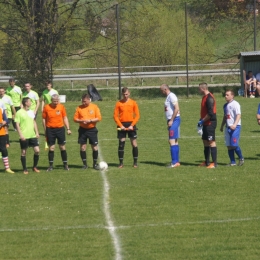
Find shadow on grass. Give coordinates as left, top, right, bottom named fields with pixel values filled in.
left=140, top=161, right=167, bottom=166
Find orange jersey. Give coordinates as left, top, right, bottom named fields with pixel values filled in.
left=113, top=98, right=140, bottom=127
left=42, top=103, right=67, bottom=128
left=73, top=103, right=102, bottom=129
left=0, top=108, right=5, bottom=136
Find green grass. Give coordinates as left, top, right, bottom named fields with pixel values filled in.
left=1, top=94, right=260, bottom=259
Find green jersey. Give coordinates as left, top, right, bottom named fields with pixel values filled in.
left=42, top=89, right=58, bottom=105
left=0, top=94, right=13, bottom=118
left=22, top=90, right=39, bottom=111
left=6, top=85, right=22, bottom=107
left=14, top=109, right=36, bottom=139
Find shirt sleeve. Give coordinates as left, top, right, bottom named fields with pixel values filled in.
left=206, top=95, right=215, bottom=119
left=113, top=102, right=122, bottom=127
left=131, top=101, right=140, bottom=126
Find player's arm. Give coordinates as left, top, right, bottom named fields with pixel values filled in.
left=257, top=104, right=260, bottom=125
left=169, top=101, right=179, bottom=125
left=35, top=97, right=40, bottom=114
left=230, top=114, right=241, bottom=130
left=63, top=116, right=71, bottom=135
left=41, top=97, right=45, bottom=112
left=33, top=120, right=39, bottom=138
left=204, top=95, right=215, bottom=122
left=73, top=108, right=88, bottom=124
left=220, top=114, right=226, bottom=132
left=113, top=103, right=124, bottom=128
left=15, top=121, right=25, bottom=140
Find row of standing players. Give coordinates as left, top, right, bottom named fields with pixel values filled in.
left=0, top=80, right=140, bottom=173
left=160, top=82, right=245, bottom=168
left=0, top=80, right=249, bottom=173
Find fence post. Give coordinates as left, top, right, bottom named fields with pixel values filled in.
left=141, top=78, right=144, bottom=86
left=210, top=75, right=213, bottom=83
left=106, top=79, right=109, bottom=87
left=176, top=77, right=179, bottom=84
left=71, top=80, right=74, bottom=89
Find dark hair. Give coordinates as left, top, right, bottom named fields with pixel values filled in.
left=45, top=80, right=52, bottom=86
left=22, top=97, right=30, bottom=107
left=226, top=89, right=235, bottom=96
left=122, top=87, right=129, bottom=94
left=82, top=93, right=91, bottom=100
left=9, top=78, right=15, bottom=83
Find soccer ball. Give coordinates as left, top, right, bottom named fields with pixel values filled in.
left=99, top=161, right=108, bottom=171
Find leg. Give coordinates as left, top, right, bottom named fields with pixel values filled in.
left=80, top=144, right=87, bottom=168
left=33, top=145, right=40, bottom=172
left=91, top=144, right=99, bottom=169
left=130, top=138, right=138, bottom=167
left=59, top=144, right=69, bottom=170
left=118, top=138, right=125, bottom=167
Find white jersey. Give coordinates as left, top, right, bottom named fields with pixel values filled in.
left=256, top=72, right=260, bottom=82
left=223, top=100, right=241, bottom=126
left=164, top=92, right=180, bottom=120
left=0, top=99, right=6, bottom=111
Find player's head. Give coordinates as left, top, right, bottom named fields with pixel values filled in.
left=45, top=80, right=52, bottom=90
left=225, top=89, right=235, bottom=102
left=9, top=78, right=15, bottom=87
left=22, top=97, right=31, bottom=108
left=248, top=71, right=253, bottom=77
left=160, top=84, right=170, bottom=95
left=198, top=82, right=208, bottom=95
left=24, top=82, right=32, bottom=92
left=0, top=87, right=5, bottom=97
left=51, top=94, right=59, bottom=106
left=81, top=93, right=91, bottom=107
left=122, top=87, right=130, bottom=100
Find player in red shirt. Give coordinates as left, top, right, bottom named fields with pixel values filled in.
left=198, top=83, right=217, bottom=168
left=74, top=94, right=102, bottom=170
left=113, top=87, right=140, bottom=168
left=42, top=94, right=71, bottom=171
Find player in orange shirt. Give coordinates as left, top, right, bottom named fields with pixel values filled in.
left=74, top=94, right=102, bottom=170
left=42, top=94, right=71, bottom=171
left=113, top=87, right=140, bottom=168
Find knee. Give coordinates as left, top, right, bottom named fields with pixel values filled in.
left=119, top=140, right=125, bottom=149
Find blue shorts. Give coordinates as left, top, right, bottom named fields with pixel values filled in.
left=168, top=117, right=180, bottom=139
left=225, top=125, right=241, bottom=147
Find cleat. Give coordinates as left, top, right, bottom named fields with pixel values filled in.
left=206, top=163, right=216, bottom=168
left=33, top=167, right=40, bottom=173
left=82, top=165, right=88, bottom=169
left=238, top=159, right=244, bottom=166
left=118, top=164, right=123, bottom=168
left=166, top=162, right=180, bottom=168
left=198, top=161, right=207, bottom=167
left=46, top=166, right=53, bottom=172
left=5, top=168, right=14, bottom=174
left=226, top=163, right=236, bottom=166
left=23, top=169, right=29, bottom=174
left=93, top=164, right=100, bottom=170
left=64, top=165, right=69, bottom=171
left=133, top=164, right=138, bottom=168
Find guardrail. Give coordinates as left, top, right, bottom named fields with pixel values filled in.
left=0, top=68, right=240, bottom=87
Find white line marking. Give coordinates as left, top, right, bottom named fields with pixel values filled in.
left=99, top=147, right=122, bottom=260
left=0, top=216, right=258, bottom=232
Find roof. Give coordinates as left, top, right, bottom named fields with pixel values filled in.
left=238, top=51, right=260, bottom=59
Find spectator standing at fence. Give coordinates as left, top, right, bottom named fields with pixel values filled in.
left=22, top=82, right=40, bottom=117
left=0, top=87, right=16, bottom=147
left=113, top=87, right=140, bottom=168
left=6, top=78, right=22, bottom=130
left=15, top=97, right=40, bottom=174
left=42, top=94, right=71, bottom=171
left=198, top=83, right=217, bottom=168
left=220, top=90, right=244, bottom=166
left=73, top=94, right=102, bottom=170
left=160, top=84, right=181, bottom=168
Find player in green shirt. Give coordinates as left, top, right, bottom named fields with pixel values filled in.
left=0, top=87, right=16, bottom=147
left=6, top=78, right=22, bottom=130
left=22, top=82, right=40, bottom=117
left=15, top=97, right=40, bottom=174
left=41, top=80, right=58, bottom=111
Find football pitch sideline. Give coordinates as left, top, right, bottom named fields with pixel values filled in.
left=0, top=95, right=260, bottom=259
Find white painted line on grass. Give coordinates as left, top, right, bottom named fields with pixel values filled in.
left=99, top=147, right=122, bottom=260
left=0, top=216, right=259, bottom=233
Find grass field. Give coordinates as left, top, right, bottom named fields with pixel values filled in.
left=1, top=93, right=260, bottom=259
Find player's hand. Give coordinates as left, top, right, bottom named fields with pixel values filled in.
left=67, top=129, right=72, bottom=135
left=128, top=125, right=133, bottom=130
left=197, top=119, right=204, bottom=127
left=168, top=119, right=173, bottom=127
left=36, top=133, right=40, bottom=138
left=120, top=126, right=126, bottom=130
left=229, top=125, right=236, bottom=130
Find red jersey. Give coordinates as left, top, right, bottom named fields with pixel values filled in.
left=200, top=93, right=217, bottom=126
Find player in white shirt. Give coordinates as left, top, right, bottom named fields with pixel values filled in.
left=160, top=84, right=181, bottom=168
left=220, top=90, right=244, bottom=166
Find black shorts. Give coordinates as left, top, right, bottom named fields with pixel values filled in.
left=117, top=122, right=137, bottom=139
left=46, top=127, right=66, bottom=146
left=0, top=135, right=7, bottom=150
left=78, top=127, right=98, bottom=145
left=202, top=121, right=217, bottom=141
left=20, top=138, right=39, bottom=149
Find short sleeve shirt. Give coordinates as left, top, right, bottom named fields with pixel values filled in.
left=42, top=103, right=66, bottom=128
left=6, top=85, right=22, bottom=107
left=15, top=109, right=36, bottom=138
left=22, top=90, right=39, bottom=111
left=164, top=92, right=180, bottom=120
left=0, top=95, right=12, bottom=118
left=42, top=89, right=59, bottom=105
left=223, top=100, right=241, bottom=126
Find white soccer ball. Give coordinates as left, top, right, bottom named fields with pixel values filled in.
left=99, top=161, right=108, bottom=171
